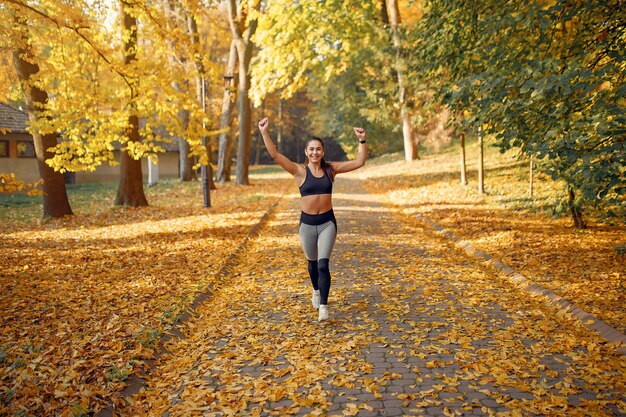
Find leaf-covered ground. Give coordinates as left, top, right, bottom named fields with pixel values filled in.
left=1, top=151, right=624, bottom=416
left=360, top=146, right=625, bottom=335
left=124, top=176, right=625, bottom=416
left=0, top=173, right=291, bottom=415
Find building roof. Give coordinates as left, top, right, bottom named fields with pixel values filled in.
left=0, top=102, right=29, bottom=133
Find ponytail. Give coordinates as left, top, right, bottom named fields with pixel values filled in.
left=320, top=158, right=335, bottom=183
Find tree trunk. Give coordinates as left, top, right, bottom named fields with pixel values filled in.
left=477, top=126, right=484, bottom=194
left=12, top=49, right=73, bottom=219
left=226, top=0, right=259, bottom=185
left=216, top=40, right=238, bottom=183
left=277, top=98, right=283, bottom=153
left=380, top=0, right=390, bottom=24
left=254, top=133, right=262, bottom=165
left=388, top=0, right=417, bottom=161
left=235, top=59, right=252, bottom=185
left=163, top=0, right=196, bottom=182
left=116, top=1, right=148, bottom=206
left=176, top=86, right=194, bottom=182
left=568, top=186, right=586, bottom=229
left=178, top=135, right=195, bottom=181
left=529, top=155, right=534, bottom=198
left=188, top=14, right=215, bottom=191
left=460, top=131, right=467, bottom=186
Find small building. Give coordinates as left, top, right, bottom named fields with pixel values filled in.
left=0, top=102, right=38, bottom=183
left=0, top=102, right=180, bottom=184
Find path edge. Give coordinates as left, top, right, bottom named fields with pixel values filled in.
left=414, top=213, right=626, bottom=356
left=96, top=192, right=285, bottom=416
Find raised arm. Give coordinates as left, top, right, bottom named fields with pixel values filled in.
left=258, top=117, right=301, bottom=176
left=331, top=127, right=367, bottom=174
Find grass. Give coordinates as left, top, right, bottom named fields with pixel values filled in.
left=0, top=168, right=293, bottom=227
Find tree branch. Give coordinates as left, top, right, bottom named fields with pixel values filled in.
left=6, top=0, right=132, bottom=90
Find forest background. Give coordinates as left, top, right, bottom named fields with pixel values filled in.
left=0, top=0, right=624, bottom=415
left=0, top=0, right=622, bottom=225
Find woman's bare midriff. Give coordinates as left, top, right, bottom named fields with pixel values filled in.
left=301, top=194, right=332, bottom=215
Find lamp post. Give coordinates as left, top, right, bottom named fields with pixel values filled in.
left=201, top=77, right=210, bottom=208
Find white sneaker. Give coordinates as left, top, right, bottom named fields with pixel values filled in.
left=312, top=290, right=321, bottom=309
left=318, top=305, right=329, bottom=321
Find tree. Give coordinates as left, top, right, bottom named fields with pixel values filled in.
left=2, top=0, right=220, bottom=207
left=6, top=9, right=73, bottom=219
left=12, top=45, right=73, bottom=218
left=216, top=40, right=238, bottom=183
left=252, top=1, right=390, bottom=154
left=226, top=0, right=260, bottom=185
left=163, top=0, right=196, bottom=182
left=473, top=0, right=624, bottom=224
left=386, top=0, right=418, bottom=161
left=115, top=1, right=148, bottom=206
left=459, top=131, right=467, bottom=186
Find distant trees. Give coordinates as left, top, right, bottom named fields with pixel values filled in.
left=226, top=0, right=260, bottom=185
left=416, top=0, right=625, bottom=226
left=1, top=0, right=622, bottom=225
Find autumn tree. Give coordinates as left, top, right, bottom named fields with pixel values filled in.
left=12, top=45, right=73, bottom=218
left=163, top=0, right=196, bottom=182
left=2, top=0, right=221, bottom=208
left=2, top=5, right=74, bottom=218
left=216, top=40, right=238, bottom=183
left=386, top=0, right=418, bottom=161
left=114, top=1, right=148, bottom=206
left=226, top=0, right=260, bottom=185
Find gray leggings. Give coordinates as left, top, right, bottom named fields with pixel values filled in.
left=298, top=220, right=337, bottom=261
left=298, top=212, right=337, bottom=305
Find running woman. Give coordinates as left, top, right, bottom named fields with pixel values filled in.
left=258, top=117, right=367, bottom=321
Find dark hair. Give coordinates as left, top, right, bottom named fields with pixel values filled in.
left=305, top=137, right=335, bottom=182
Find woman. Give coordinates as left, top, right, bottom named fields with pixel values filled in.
left=258, top=117, right=367, bottom=321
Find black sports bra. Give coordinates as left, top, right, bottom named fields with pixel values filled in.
left=299, top=165, right=333, bottom=197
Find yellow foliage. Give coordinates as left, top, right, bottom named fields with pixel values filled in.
left=0, top=173, right=43, bottom=195
left=1, top=0, right=230, bottom=174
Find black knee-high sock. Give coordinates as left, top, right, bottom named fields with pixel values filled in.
left=307, top=260, right=319, bottom=290
left=318, top=258, right=331, bottom=305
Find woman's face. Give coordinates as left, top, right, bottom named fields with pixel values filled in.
left=305, top=140, right=324, bottom=163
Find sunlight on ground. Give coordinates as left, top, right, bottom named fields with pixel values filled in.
left=358, top=143, right=625, bottom=336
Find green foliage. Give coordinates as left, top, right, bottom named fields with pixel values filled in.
left=416, top=0, right=626, bottom=219
left=251, top=0, right=408, bottom=156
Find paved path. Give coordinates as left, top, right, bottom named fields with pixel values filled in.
left=125, top=177, right=625, bottom=416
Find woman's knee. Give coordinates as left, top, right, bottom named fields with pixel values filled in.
left=318, top=258, right=330, bottom=274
